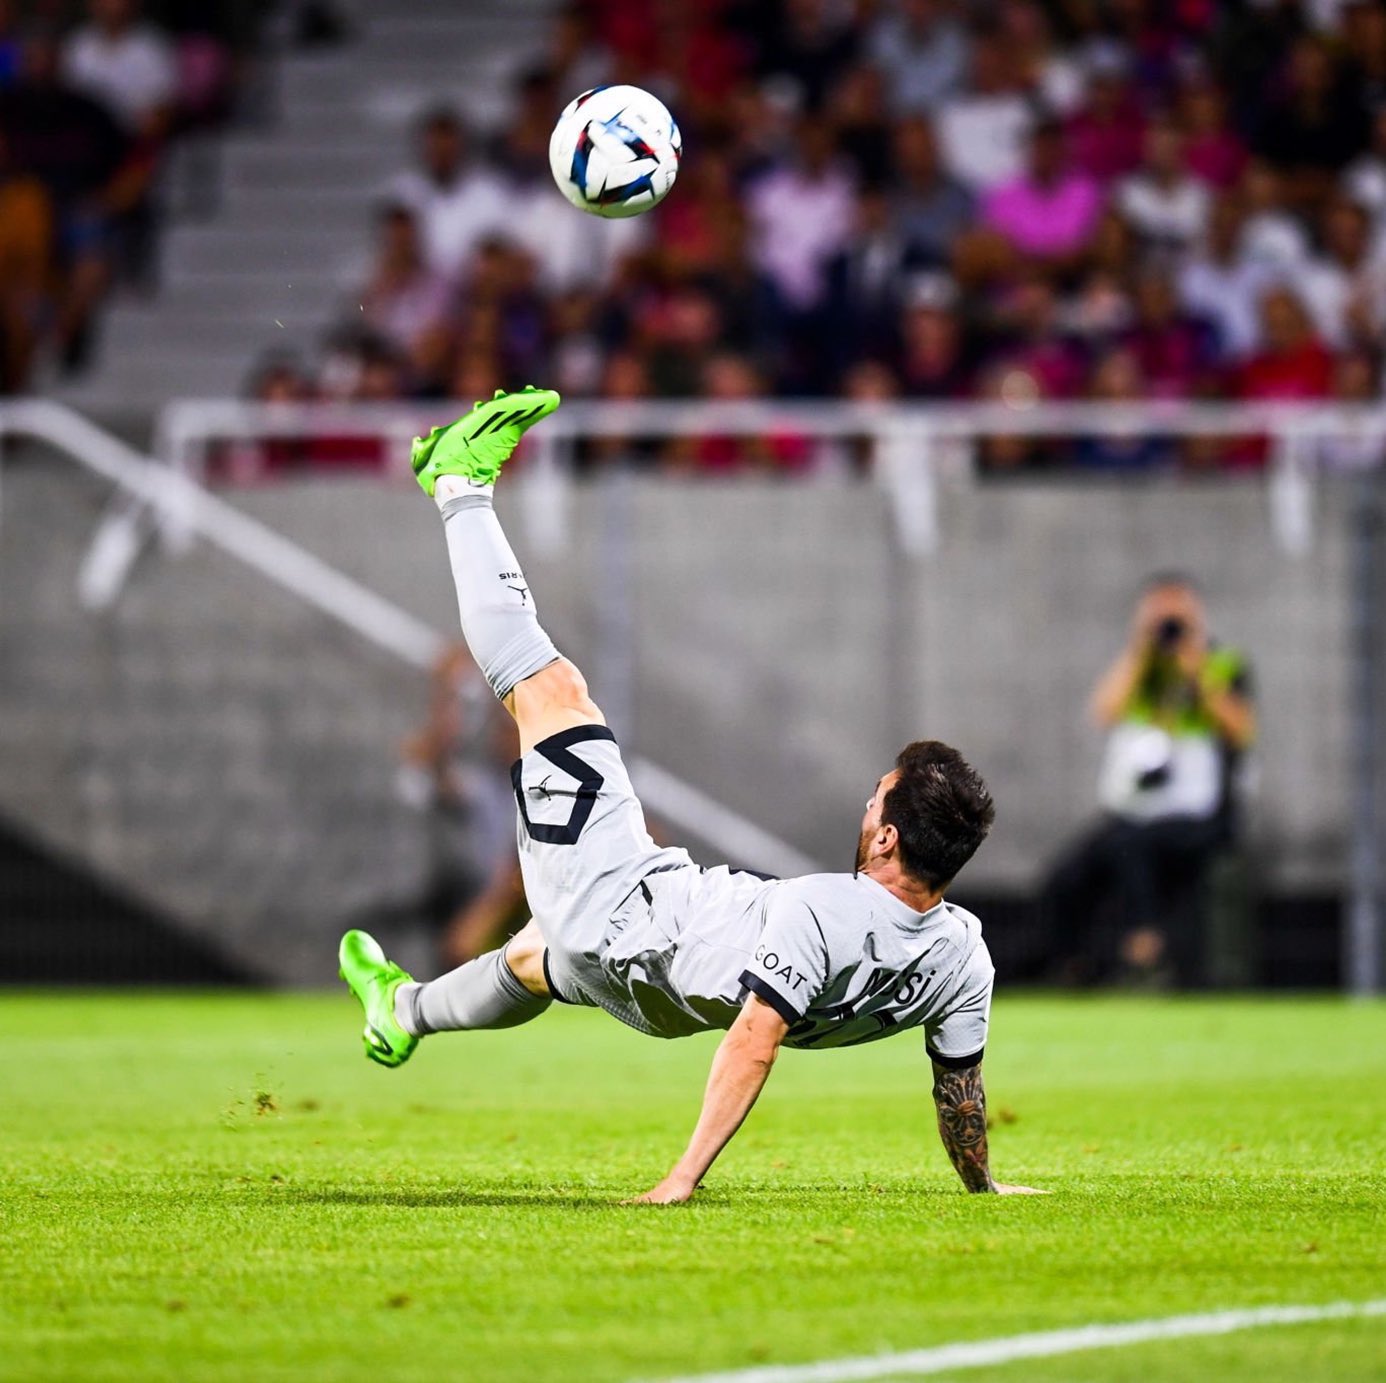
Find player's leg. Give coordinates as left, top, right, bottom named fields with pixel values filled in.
left=413, top=387, right=604, bottom=754
left=338, top=921, right=551, bottom=1067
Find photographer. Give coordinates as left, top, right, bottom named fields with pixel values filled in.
left=1042, top=574, right=1256, bottom=986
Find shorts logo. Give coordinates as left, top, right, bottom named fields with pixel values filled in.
left=511, top=726, right=618, bottom=846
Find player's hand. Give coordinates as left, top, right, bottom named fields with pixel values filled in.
left=625, top=1175, right=697, bottom=1205
left=994, top=1182, right=1049, bottom=1195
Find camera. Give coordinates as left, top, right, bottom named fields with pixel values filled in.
left=1154, top=616, right=1186, bottom=651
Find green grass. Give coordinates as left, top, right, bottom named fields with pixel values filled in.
left=1, top=992, right=1383, bottom=1383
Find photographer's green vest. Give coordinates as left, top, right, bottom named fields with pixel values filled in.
left=1097, top=645, right=1252, bottom=831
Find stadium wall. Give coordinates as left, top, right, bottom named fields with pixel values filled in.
left=0, top=459, right=1367, bottom=983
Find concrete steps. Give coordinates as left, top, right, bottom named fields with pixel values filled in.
left=68, top=1, right=562, bottom=413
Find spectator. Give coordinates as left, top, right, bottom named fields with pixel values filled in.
left=824, top=185, right=910, bottom=369
left=1343, top=105, right=1386, bottom=235
left=895, top=272, right=972, bottom=398
left=1041, top=574, right=1257, bottom=986
left=1074, top=349, right=1175, bottom=471
left=578, top=347, right=663, bottom=469
left=1117, top=120, right=1211, bottom=255
left=1000, top=0, right=1084, bottom=117
left=0, top=129, right=52, bottom=391
left=889, top=116, right=974, bottom=268
left=1237, top=285, right=1335, bottom=405
left=389, top=107, right=507, bottom=280
left=935, top=29, right=1035, bottom=192
left=1065, top=45, right=1147, bottom=185
left=1296, top=197, right=1386, bottom=349
left=457, top=237, right=548, bottom=384
left=0, top=31, right=129, bottom=371
left=639, top=283, right=725, bottom=397
left=827, top=62, right=894, bottom=185
left=1177, top=196, right=1276, bottom=362
left=1121, top=267, right=1216, bottom=400
left=675, top=351, right=812, bottom=473
left=1237, top=158, right=1310, bottom=269
left=1176, top=70, right=1247, bottom=190
left=448, top=347, right=502, bottom=405
left=397, top=646, right=525, bottom=968
left=866, top=0, right=967, bottom=114
left=1318, top=348, right=1386, bottom=471
left=980, top=118, right=1105, bottom=268
left=1343, top=0, right=1386, bottom=109
left=358, top=204, right=454, bottom=390
left=984, top=272, right=1087, bottom=400
left=0, top=0, right=20, bottom=86
left=755, top=0, right=858, bottom=110
left=745, top=111, right=855, bottom=316
left=695, top=204, right=786, bottom=368
left=546, top=2, right=612, bottom=96
left=62, top=0, right=175, bottom=138
left=1254, top=34, right=1370, bottom=206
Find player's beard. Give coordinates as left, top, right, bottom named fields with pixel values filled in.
left=853, top=826, right=872, bottom=876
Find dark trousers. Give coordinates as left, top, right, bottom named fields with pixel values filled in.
left=1042, top=813, right=1229, bottom=985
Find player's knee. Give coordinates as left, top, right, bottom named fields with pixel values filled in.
left=504, top=921, right=551, bottom=998
left=516, top=658, right=599, bottom=718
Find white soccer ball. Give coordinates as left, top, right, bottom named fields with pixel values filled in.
left=548, top=85, right=681, bottom=219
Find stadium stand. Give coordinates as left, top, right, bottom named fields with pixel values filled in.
left=14, top=0, right=1384, bottom=474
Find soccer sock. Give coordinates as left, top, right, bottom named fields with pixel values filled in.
left=437, top=478, right=560, bottom=701
left=395, top=949, right=551, bottom=1036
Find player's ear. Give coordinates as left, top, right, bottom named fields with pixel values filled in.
left=877, top=822, right=898, bottom=857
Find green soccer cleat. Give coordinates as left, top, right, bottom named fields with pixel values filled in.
left=338, top=929, right=418, bottom=1068
left=410, top=386, right=561, bottom=497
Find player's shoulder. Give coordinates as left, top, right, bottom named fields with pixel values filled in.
left=770, top=872, right=872, bottom=912
left=937, top=897, right=994, bottom=978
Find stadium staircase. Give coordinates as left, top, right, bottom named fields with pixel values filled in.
left=57, top=0, right=560, bottom=418
left=0, top=454, right=440, bottom=984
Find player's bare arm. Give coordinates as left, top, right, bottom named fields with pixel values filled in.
left=932, top=1059, right=1045, bottom=1195
left=630, top=994, right=789, bottom=1205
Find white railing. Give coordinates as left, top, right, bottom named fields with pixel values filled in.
left=157, top=397, right=1386, bottom=559
left=0, top=398, right=819, bottom=876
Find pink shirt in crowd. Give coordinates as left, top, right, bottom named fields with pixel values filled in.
left=982, top=174, right=1105, bottom=257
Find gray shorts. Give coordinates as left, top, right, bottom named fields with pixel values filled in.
left=510, top=726, right=696, bottom=1009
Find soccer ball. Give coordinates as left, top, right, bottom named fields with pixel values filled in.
left=548, top=85, right=681, bottom=219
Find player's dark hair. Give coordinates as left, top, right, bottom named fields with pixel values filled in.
left=882, top=741, right=995, bottom=890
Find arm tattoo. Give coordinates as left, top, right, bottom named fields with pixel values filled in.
left=931, top=1061, right=996, bottom=1193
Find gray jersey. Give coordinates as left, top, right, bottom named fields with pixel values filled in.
left=518, top=728, right=993, bottom=1065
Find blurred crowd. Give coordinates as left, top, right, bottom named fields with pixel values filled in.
left=0, top=0, right=261, bottom=391
left=246, top=0, right=1386, bottom=474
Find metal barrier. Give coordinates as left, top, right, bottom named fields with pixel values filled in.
left=2, top=398, right=1381, bottom=992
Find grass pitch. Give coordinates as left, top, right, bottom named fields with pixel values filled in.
left=1, top=991, right=1383, bottom=1383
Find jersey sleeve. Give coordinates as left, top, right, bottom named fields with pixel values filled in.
left=738, top=892, right=830, bottom=1025
left=923, top=944, right=995, bottom=1069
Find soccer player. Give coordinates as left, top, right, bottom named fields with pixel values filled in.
left=340, top=388, right=1041, bottom=1202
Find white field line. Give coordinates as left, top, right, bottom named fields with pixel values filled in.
left=648, top=1299, right=1386, bottom=1383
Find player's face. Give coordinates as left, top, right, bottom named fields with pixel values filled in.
left=855, top=770, right=900, bottom=872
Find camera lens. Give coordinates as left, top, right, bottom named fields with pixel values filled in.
left=1155, top=616, right=1186, bottom=649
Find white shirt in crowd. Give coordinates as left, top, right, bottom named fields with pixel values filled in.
left=746, top=162, right=856, bottom=310
left=866, top=14, right=968, bottom=112
left=62, top=22, right=176, bottom=130
left=502, top=179, right=648, bottom=292
left=935, top=94, right=1034, bottom=191
left=1177, top=254, right=1276, bottom=360
left=1118, top=175, right=1210, bottom=251
left=1239, top=210, right=1310, bottom=270
left=1295, top=252, right=1386, bottom=349
left=389, top=167, right=510, bottom=280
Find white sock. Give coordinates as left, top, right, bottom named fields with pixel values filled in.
left=437, top=486, right=560, bottom=701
